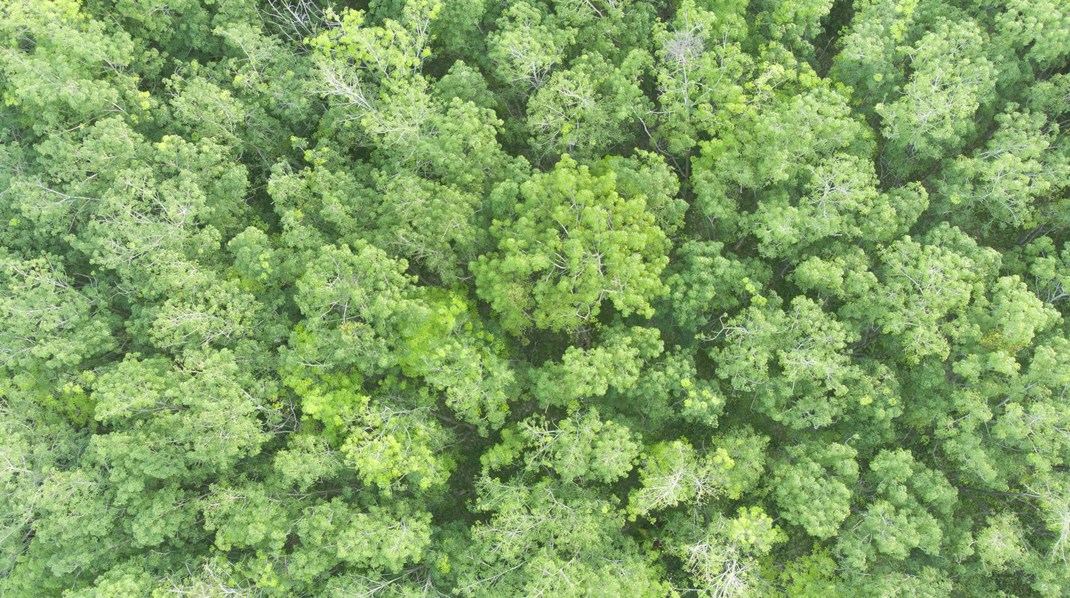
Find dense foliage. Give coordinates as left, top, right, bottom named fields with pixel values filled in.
left=2, top=0, right=1069, bottom=595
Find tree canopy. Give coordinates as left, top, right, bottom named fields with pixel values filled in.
left=2, top=0, right=1069, bottom=596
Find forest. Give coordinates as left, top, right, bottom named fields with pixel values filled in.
left=1, top=0, right=1069, bottom=595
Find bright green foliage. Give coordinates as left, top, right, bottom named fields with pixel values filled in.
left=530, top=324, right=662, bottom=407
left=0, top=252, right=114, bottom=375
left=486, top=2, right=573, bottom=91
left=483, top=409, right=642, bottom=484
left=459, top=478, right=669, bottom=596
left=997, top=0, right=1070, bottom=69
left=664, top=505, right=785, bottom=596
left=872, top=226, right=1001, bottom=363
left=5, top=0, right=1070, bottom=595
left=526, top=53, right=648, bottom=159
left=312, top=4, right=432, bottom=139
left=712, top=296, right=861, bottom=429
left=771, top=442, right=859, bottom=538
left=285, top=370, right=455, bottom=493
left=838, top=449, right=958, bottom=569
left=938, top=109, right=1069, bottom=231
left=295, top=499, right=433, bottom=574
left=473, top=155, right=669, bottom=334
left=628, top=438, right=735, bottom=517
left=877, top=19, right=997, bottom=174
left=397, top=289, right=516, bottom=431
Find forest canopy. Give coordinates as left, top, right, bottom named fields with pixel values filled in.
left=2, top=0, right=1070, bottom=596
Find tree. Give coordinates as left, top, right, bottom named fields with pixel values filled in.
left=837, top=449, right=958, bottom=571
left=877, top=19, right=997, bottom=176
left=486, top=2, right=573, bottom=92
left=996, top=0, right=1070, bottom=70
left=526, top=52, right=649, bottom=160
left=628, top=438, right=735, bottom=518
left=529, top=324, right=662, bottom=408
left=6, top=0, right=1070, bottom=594
left=0, top=0, right=137, bottom=136
left=711, top=296, right=862, bottom=429
left=771, top=442, right=859, bottom=538
left=456, top=478, right=669, bottom=596
left=871, top=225, right=1001, bottom=364
left=482, top=409, right=642, bottom=484
left=0, top=252, right=114, bottom=376
left=651, top=0, right=749, bottom=153
left=937, top=109, right=1069, bottom=232
left=472, top=155, right=669, bottom=335
left=663, top=506, right=785, bottom=597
